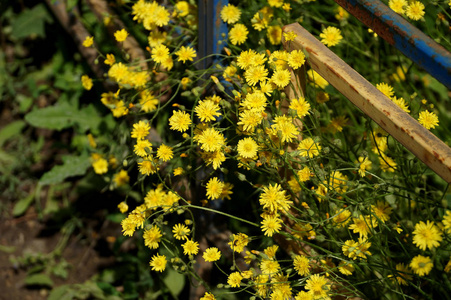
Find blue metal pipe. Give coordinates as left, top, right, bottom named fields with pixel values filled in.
left=198, top=0, right=228, bottom=69
left=333, top=0, right=451, bottom=90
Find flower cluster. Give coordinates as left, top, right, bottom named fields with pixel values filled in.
left=82, top=0, right=449, bottom=298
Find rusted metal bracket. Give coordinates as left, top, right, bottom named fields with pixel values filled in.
left=333, top=0, right=451, bottom=90
left=283, top=23, right=451, bottom=184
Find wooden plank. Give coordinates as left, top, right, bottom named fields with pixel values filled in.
left=282, top=23, right=451, bottom=184
left=333, top=0, right=451, bottom=90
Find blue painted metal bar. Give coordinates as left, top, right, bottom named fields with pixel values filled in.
left=333, top=0, right=451, bottom=90
left=198, top=0, right=228, bottom=70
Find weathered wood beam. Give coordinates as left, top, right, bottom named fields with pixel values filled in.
left=283, top=23, right=451, bottom=184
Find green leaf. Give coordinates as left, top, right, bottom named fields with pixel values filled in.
left=48, top=285, right=75, bottom=300
left=25, top=102, right=75, bottom=131
left=12, top=191, right=35, bottom=217
left=106, top=213, right=125, bottom=223
left=163, top=268, right=185, bottom=298
left=97, top=282, right=120, bottom=296
left=11, top=4, right=53, bottom=39
left=0, top=120, right=26, bottom=147
left=25, top=273, right=54, bottom=287
left=0, top=244, right=16, bottom=253
left=25, top=102, right=101, bottom=132
left=39, top=154, right=91, bottom=185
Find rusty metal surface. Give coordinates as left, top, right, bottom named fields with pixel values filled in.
left=283, top=23, right=451, bottom=184
left=333, top=0, right=451, bottom=90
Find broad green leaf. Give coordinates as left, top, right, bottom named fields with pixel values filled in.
left=25, top=103, right=101, bottom=132
left=96, top=282, right=120, bottom=296
left=163, top=268, right=185, bottom=298
left=76, top=104, right=102, bottom=132
left=25, top=273, right=54, bottom=287
left=74, top=281, right=105, bottom=299
left=11, top=4, right=53, bottom=39
left=39, top=154, right=91, bottom=185
left=25, top=102, right=76, bottom=130
left=0, top=120, right=25, bottom=147
left=12, top=191, right=35, bottom=217
left=48, top=285, right=75, bottom=300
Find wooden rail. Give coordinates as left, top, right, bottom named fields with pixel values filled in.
left=282, top=23, right=451, bottom=184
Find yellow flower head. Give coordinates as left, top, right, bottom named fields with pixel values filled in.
left=143, top=226, right=162, bottom=249
left=305, top=274, right=330, bottom=299
left=83, top=36, right=94, bottom=47
left=227, top=271, right=243, bottom=288
left=259, top=183, right=292, bottom=213
left=298, top=137, right=321, bottom=158
left=114, top=29, right=128, bottom=42
left=289, top=97, right=310, bottom=118
left=220, top=4, right=241, bottom=24
left=172, top=223, right=190, bottom=240
left=206, top=177, right=224, bottom=200
left=319, top=26, right=343, bottom=47
left=389, top=0, right=407, bottom=14
left=169, top=110, right=192, bottom=132
left=149, top=254, right=167, bottom=272
left=131, top=120, right=150, bottom=139
left=293, top=255, right=310, bottom=276
left=237, top=137, right=258, bottom=159
left=175, top=46, right=197, bottom=63
left=288, top=50, right=305, bottom=70
left=261, top=214, right=282, bottom=237
left=197, top=127, right=226, bottom=152
left=418, top=110, right=439, bottom=130
left=157, top=144, right=173, bottom=161
left=92, top=158, right=108, bottom=174
left=81, top=75, right=93, bottom=90
left=412, top=220, right=443, bottom=251
left=229, top=24, right=248, bottom=45
left=283, top=31, right=297, bottom=42
left=406, top=1, right=425, bottom=21
left=195, top=99, right=221, bottom=122
left=203, top=247, right=221, bottom=262
left=267, top=25, right=282, bottom=45
left=113, top=170, right=130, bottom=187
left=104, top=54, right=116, bottom=66
left=410, top=255, right=433, bottom=276
left=182, top=240, right=199, bottom=255
left=271, top=68, right=291, bottom=88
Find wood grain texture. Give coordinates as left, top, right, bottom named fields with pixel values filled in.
left=282, top=23, right=451, bottom=184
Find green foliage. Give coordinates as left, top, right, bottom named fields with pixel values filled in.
left=0, top=120, right=25, bottom=147
left=25, top=273, right=54, bottom=287
left=39, top=154, right=91, bottom=185
left=162, top=268, right=185, bottom=298
left=11, top=4, right=53, bottom=39
left=25, top=100, right=101, bottom=132
left=12, top=190, right=35, bottom=217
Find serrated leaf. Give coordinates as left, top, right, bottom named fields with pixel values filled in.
left=163, top=269, right=185, bottom=298
left=13, top=191, right=35, bottom=217
left=11, top=4, right=53, bottom=39
left=25, top=103, right=101, bottom=132
left=25, top=273, right=54, bottom=287
left=25, top=102, right=76, bottom=130
left=39, top=155, right=91, bottom=185
left=48, top=285, right=75, bottom=300
left=0, top=120, right=26, bottom=147
left=76, top=104, right=101, bottom=132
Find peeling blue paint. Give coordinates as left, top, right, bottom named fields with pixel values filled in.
left=334, top=0, right=451, bottom=90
